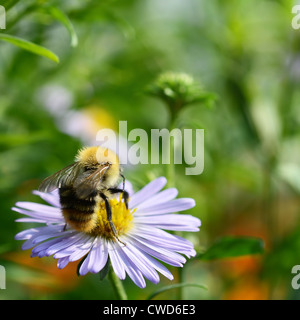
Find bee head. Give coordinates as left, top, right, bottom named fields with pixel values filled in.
left=76, top=146, right=119, bottom=167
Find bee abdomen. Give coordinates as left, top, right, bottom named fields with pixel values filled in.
left=62, top=208, right=96, bottom=233
left=59, top=187, right=97, bottom=233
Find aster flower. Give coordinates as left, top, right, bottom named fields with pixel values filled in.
left=12, top=177, right=200, bottom=289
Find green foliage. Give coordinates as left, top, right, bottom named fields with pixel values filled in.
left=198, top=236, right=265, bottom=261
left=0, top=34, right=59, bottom=63
left=146, top=283, right=207, bottom=300
left=147, top=72, right=216, bottom=116
left=44, top=6, right=78, bottom=48
left=0, top=0, right=298, bottom=300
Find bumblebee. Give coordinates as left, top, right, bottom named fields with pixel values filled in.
left=39, top=146, right=128, bottom=243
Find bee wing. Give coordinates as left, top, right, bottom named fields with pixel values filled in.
left=38, top=162, right=82, bottom=193
left=73, top=163, right=110, bottom=199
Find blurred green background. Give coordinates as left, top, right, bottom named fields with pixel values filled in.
left=1, top=0, right=300, bottom=300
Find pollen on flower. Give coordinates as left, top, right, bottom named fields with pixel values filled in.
left=91, top=196, right=134, bottom=240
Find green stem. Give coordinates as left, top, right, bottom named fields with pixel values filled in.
left=108, top=268, right=128, bottom=300
left=167, top=131, right=175, bottom=188
left=166, top=109, right=185, bottom=299
left=166, top=109, right=176, bottom=188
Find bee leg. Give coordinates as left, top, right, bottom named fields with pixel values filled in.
left=108, top=188, right=129, bottom=209
left=100, top=192, right=126, bottom=246
left=121, top=174, right=125, bottom=192
left=121, top=175, right=128, bottom=209
left=63, top=223, right=67, bottom=231
left=123, top=190, right=129, bottom=209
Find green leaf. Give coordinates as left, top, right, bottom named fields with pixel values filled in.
left=2, top=0, right=20, bottom=11
left=198, top=236, right=265, bottom=261
left=0, top=33, right=59, bottom=63
left=146, top=283, right=207, bottom=300
left=0, top=132, right=49, bottom=146
left=46, top=6, right=78, bottom=47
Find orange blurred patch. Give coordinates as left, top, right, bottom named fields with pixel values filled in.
left=219, top=255, right=263, bottom=277
left=223, top=277, right=269, bottom=300
left=225, top=216, right=269, bottom=248
left=213, top=216, right=267, bottom=280
left=4, top=251, right=81, bottom=293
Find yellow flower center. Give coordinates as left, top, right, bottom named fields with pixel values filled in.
left=91, top=196, right=134, bottom=240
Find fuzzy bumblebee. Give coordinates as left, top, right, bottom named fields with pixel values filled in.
left=39, top=146, right=128, bottom=244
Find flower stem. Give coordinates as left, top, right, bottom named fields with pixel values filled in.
left=166, top=114, right=185, bottom=300
left=108, top=268, right=128, bottom=300
left=167, top=117, right=176, bottom=188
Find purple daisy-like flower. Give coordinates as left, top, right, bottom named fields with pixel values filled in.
left=12, top=177, right=200, bottom=288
